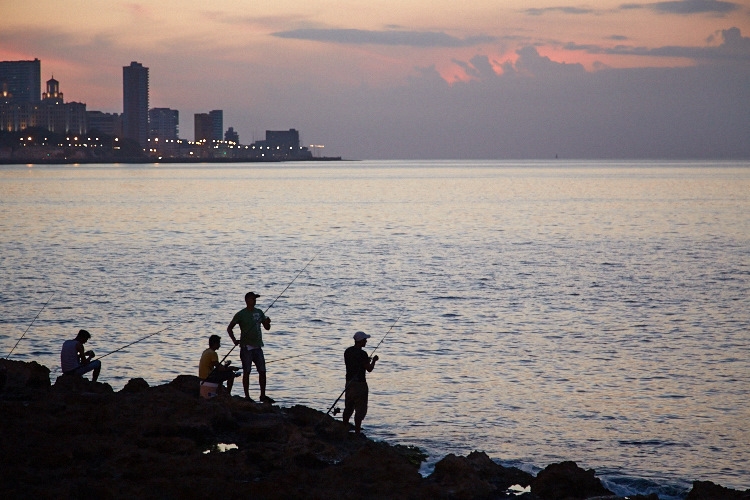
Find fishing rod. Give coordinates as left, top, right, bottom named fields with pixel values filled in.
left=324, top=312, right=404, bottom=417
left=6, top=292, right=55, bottom=359
left=204, top=252, right=319, bottom=383
left=94, top=325, right=172, bottom=360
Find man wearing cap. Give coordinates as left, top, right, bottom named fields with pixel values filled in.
left=342, top=331, right=379, bottom=435
left=60, top=329, right=101, bottom=382
left=227, top=291, right=273, bottom=402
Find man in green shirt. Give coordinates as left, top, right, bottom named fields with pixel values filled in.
left=227, top=291, right=273, bottom=402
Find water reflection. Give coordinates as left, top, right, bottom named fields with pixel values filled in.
left=1, top=161, right=749, bottom=496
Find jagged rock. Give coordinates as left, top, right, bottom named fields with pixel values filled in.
left=121, top=377, right=150, bottom=393
left=52, top=372, right=114, bottom=394
left=531, top=461, right=613, bottom=499
left=0, top=361, right=745, bottom=499
left=686, top=480, right=750, bottom=500
left=427, top=450, right=534, bottom=499
left=0, top=358, right=51, bottom=399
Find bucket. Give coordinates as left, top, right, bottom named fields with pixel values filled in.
left=200, top=381, right=219, bottom=399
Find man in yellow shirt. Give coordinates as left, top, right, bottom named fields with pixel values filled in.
left=199, top=335, right=240, bottom=394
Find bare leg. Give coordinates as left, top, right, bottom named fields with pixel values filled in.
left=92, top=365, right=100, bottom=383
left=259, top=372, right=266, bottom=398
left=242, top=372, right=250, bottom=398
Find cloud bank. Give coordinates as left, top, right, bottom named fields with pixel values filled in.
left=272, top=28, right=495, bottom=47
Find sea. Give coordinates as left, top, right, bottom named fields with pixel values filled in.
left=1, top=160, right=748, bottom=499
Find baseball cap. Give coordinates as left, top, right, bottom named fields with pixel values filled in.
left=353, top=331, right=371, bottom=341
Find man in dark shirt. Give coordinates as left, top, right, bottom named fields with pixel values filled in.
left=343, top=331, right=379, bottom=435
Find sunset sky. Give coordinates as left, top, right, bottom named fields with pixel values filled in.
left=2, top=0, right=749, bottom=159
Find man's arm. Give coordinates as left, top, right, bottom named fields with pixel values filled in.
left=366, top=355, right=379, bottom=372
left=75, top=342, right=88, bottom=365
left=227, top=319, right=239, bottom=345
left=262, top=316, right=271, bottom=330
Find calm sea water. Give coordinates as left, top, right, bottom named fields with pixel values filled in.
left=1, top=160, right=748, bottom=498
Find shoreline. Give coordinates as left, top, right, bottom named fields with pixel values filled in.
left=0, top=156, right=345, bottom=165
left=1, top=359, right=747, bottom=500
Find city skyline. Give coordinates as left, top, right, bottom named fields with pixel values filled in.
left=1, top=0, right=749, bottom=159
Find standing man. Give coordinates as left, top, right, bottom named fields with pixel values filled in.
left=227, top=291, right=273, bottom=403
left=199, top=334, right=241, bottom=395
left=342, top=331, right=379, bottom=435
left=60, top=329, right=101, bottom=382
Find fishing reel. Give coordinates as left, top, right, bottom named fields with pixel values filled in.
left=332, top=407, right=341, bottom=416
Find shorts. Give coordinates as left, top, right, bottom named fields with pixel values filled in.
left=65, top=360, right=101, bottom=377
left=204, top=369, right=238, bottom=384
left=344, top=380, right=369, bottom=420
left=240, top=346, right=266, bottom=374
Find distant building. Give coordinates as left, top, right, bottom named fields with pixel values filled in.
left=0, top=74, right=86, bottom=133
left=249, top=129, right=312, bottom=160
left=122, top=61, right=149, bottom=148
left=194, top=110, right=223, bottom=142
left=209, top=110, right=223, bottom=141
left=37, top=77, right=87, bottom=134
left=0, top=59, right=41, bottom=103
left=87, top=111, right=121, bottom=136
left=194, top=113, right=211, bottom=142
left=225, top=126, right=239, bottom=143
left=149, top=107, right=179, bottom=140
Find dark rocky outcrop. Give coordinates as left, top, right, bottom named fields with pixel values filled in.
left=1, top=361, right=747, bottom=499
left=530, top=461, right=613, bottom=499
left=685, top=481, right=750, bottom=500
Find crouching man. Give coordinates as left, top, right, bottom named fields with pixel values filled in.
left=61, top=329, right=101, bottom=382
left=199, top=334, right=241, bottom=395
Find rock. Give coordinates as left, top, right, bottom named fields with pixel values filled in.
left=531, top=461, right=613, bottom=499
left=0, top=358, right=51, bottom=399
left=0, top=360, right=745, bottom=499
left=686, top=480, right=750, bottom=500
left=121, top=377, right=150, bottom=393
left=427, top=450, right=533, bottom=499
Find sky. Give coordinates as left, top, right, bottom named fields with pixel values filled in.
left=1, top=0, right=749, bottom=159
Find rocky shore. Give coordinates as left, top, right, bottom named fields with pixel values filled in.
left=1, top=359, right=747, bottom=500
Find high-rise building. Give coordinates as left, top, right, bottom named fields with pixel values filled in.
left=0, top=59, right=41, bottom=103
left=194, top=113, right=212, bottom=142
left=195, top=110, right=223, bottom=142
left=122, top=61, right=149, bottom=148
left=209, top=110, right=223, bottom=141
left=149, top=108, right=179, bottom=140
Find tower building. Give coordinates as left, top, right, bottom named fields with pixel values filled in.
left=122, top=61, right=149, bottom=148
left=0, top=59, right=41, bottom=103
left=149, top=107, right=179, bottom=140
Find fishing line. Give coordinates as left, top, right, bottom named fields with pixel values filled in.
left=94, top=325, right=172, bottom=360
left=265, top=353, right=307, bottom=365
left=6, top=292, right=55, bottom=359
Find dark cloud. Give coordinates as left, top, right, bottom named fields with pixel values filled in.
left=273, top=43, right=749, bottom=159
left=619, top=0, right=740, bottom=15
left=271, top=28, right=495, bottom=47
left=523, top=6, right=597, bottom=15
left=564, top=27, right=750, bottom=62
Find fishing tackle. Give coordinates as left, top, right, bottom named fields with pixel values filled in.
left=5, top=292, right=55, bottom=359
